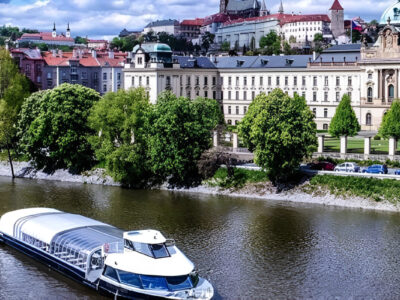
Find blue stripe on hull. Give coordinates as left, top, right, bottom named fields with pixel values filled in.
left=98, top=279, right=168, bottom=300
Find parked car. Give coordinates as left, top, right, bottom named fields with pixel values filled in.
left=395, top=170, right=400, bottom=175
left=363, top=164, right=388, bottom=174
left=334, top=162, right=360, bottom=173
left=309, top=161, right=336, bottom=171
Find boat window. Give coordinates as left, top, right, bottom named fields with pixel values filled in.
left=118, top=270, right=142, bottom=288
left=133, top=242, right=153, bottom=257
left=104, top=266, right=120, bottom=282
left=150, top=244, right=169, bottom=258
left=124, top=239, right=134, bottom=251
left=141, top=275, right=169, bottom=291
left=166, top=275, right=193, bottom=291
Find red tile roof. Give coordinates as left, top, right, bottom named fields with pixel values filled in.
left=42, top=50, right=126, bottom=67
left=88, top=39, right=108, bottom=43
left=181, top=18, right=205, bottom=26
left=19, top=32, right=74, bottom=42
left=279, top=14, right=331, bottom=26
left=223, top=13, right=284, bottom=26
left=203, top=13, right=240, bottom=26
left=330, top=0, right=343, bottom=10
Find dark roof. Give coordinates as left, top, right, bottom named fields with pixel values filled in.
left=174, top=56, right=217, bottom=69
left=226, top=0, right=260, bottom=12
left=145, top=19, right=179, bottom=28
left=214, top=55, right=312, bottom=69
left=315, top=53, right=360, bottom=63
left=330, top=0, right=343, bottom=10
left=323, top=44, right=361, bottom=53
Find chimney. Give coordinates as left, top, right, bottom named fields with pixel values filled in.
left=58, top=50, right=63, bottom=57
left=313, top=51, right=316, bottom=61
left=52, top=49, right=57, bottom=57
left=92, top=49, right=97, bottom=58
left=73, top=49, right=77, bottom=58
left=109, top=51, right=114, bottom=59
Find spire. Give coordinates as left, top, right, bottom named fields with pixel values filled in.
left=67, top=22, right=70, bottom=31
left=66, top=22, right=71, bottom=38
left=52, top=22, right=57, bottom=38
left=53, top=22, right=56, bottom=31
left=278, top=0, right=284, bottom=14
left=260, top=0, right=269, bottom=16
left=252, top=0, right=258, bottom=9
left=330, top=0, right=343, bottom=11
left=261, top=0, right=267, bottom=10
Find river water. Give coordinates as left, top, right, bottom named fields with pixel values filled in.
left=1, top=176, right=400, bottom=299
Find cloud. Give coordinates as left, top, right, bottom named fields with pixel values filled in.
left=0, top=0, right=392, bottom=39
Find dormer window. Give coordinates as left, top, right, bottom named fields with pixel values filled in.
left=138, top=57, right=143, bottom=65
left=237, top=60, right=245, bottom=67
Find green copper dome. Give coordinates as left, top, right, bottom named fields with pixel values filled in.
left=132, top=42, right=172, bottom=53
left=380, top=1, right=400, bottom=25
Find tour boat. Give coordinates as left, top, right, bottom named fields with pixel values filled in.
left=0, top=208, right=214, bottom=299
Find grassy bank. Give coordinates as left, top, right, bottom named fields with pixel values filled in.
left=207, top=168, right=400, bottom=204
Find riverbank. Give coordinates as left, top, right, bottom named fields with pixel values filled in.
left=0, top=161, right=399, bottom=213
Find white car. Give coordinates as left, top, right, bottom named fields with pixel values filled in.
left=334, top=162, right=360, bottom=173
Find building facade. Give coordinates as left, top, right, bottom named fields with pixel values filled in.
left=180, top=19, right=204, bottom=40
left=11, top=48, right=45, bottom=90
left=17, top=24, right=75, bottom=47
left=143, top=20, right=180, bottom=36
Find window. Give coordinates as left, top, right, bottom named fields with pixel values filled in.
left=228, top=119, right=232, bottom=125
left=348, top=92, right=352, bottom=101
left=324, top=76, right=328, bottom=86
left=276, top=76, right=280, bottom=86
left=348, top=76, right=352, bottom=86
left=313, top=76, right=317, bottom=86
left=302, top=76, right=306, bottom=86
left=236, top=76, right=239, bottom=86
left=82, top=72, right=87, bottom=79
left=323, top=124, right=328, bottom=130
left=228, top=76, right=232, bottom=85
left=47, top=72, right=52, bottom=79
left=138, top=57, right=143, bottom=64
left=166, top=76, right=171, bottom=86
left=204, top=76, right=208, bottom=86
left=313, top=92, right=317, bottom=102
left=367, top=87, right=373, bottom=102
left=244, top=106, right=247, bottom=114
left=213, top=91, right=216, bottom=99
left=187, top=76, right=191, bottom=85
left=228, top=91, right=232, bottom=99
left=139, top=76, right=142, bottom=86
left=336, top=92, right=340, bottom=102
left=293, top=76, right=297, bottom=86
left=260, top=76, right=263, bottom=86
left=236, top=106, right=239, bottom=114
left=141, top=275, right=169, bottom=291
left=195, top=76, right=200, bottom=85
left=131, top=77, right=135, bottom=86
left=312, top=108, right=316, bottom=115
left=251, top=77, right=255, bottom=86
left=118, top=270, right=142, bottom=288
left=243, top=77, right=247, bottom=86
left=166, top=275, right=193, bottom=291
left=366, top=113, right=372, bottom=125
left=236, top=91, right=239, bottom=100
left=243, top=91, right=247, bottom=100
left=268, top=76, right=272, bottom=86
left=228, top=106, right=231, bottom=114
left=324, top=92, right=328, bottom=102
left=389, top=85, right=394, bottom=100
left=103, top=73, right=107, bottom=80
left=324, top=108, right=328, bottom=118
left=204, top=91, right=208, bottom=98
left=302, top=91, right=306, bottom=98
left=368, top=73, right=373, bottom=79
left=104, top=266, right=120, bottom=282
left=151, top=244, right=169, bottom=258
left=103, top=84, right=107, bottom=92
left=285, top=76, right=288, bottom=86
left=71, top=66, right=77, bottom=74
left=212, top=76, right=216, bottom=85
left=146, top=76, right=150, bottom=85
left=252, top=91, right=255, bottom=100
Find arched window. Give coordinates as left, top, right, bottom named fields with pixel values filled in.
left=367, top=87, right=373, bottom=102
left=388, top=84, right=394, bottom=100
left=366, top=113, right=372, bottom=126
left=323, top=124, right=328, bottom=130
left=227, top=119, right=232, bottom=125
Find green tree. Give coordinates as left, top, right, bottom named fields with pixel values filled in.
left=283, top=41, right=292, bottom=55
left=329, top=94, right=360, bottom=137
left=18, top=84, right=100, bottom=174
left=221, top=41, right=230, bottom=51
left=259, top=30, right=278, bottom=48
left=0, top=48, right=31, bottom=177
left=88, top=88, right=153, bottom=187
left=314, top=33, right=323, bottom=42
left=74, top=36, right=87, bottom=45
left=238, top=89, right=317, bottom=183
left=379, top=100, right=400, bottom=139
left=289, top=35, right=296, bottom=43
left=148, top=92, right=222, bottom=187
left=202, top=31, right=215, bottom=53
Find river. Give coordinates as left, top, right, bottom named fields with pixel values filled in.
left=1, top=176, right=400, bottom=299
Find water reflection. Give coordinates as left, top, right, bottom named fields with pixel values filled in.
left=1, top=177, right=400, bottom=299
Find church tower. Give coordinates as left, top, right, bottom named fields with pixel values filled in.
left=330, top=0, right=345, bottom=38
left=220, top=0, right=229, bottom=13
left=278, top=0, right=284, bottom=14
left=260, top=0, right=269, bottom=16
left=52, top=23, right=57, bottom=38
left=66, top=23, right=71, bottom=38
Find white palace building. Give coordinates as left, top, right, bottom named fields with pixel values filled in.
left=124, top=1, right=400, bottom=132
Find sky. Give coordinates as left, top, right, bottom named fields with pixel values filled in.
left=0, top=0, right=395, bottom=40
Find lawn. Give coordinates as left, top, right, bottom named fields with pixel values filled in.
left=324, top=137, right=400, bottom=154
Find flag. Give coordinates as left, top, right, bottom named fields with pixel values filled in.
left=352, top=18, right=362, bottom=32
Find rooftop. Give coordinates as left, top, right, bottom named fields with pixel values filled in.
left=181, top=18, right=205, bottom=26
left=145, top=19, right=179, bottom=28
left=330, top=0, right=344, bottom=11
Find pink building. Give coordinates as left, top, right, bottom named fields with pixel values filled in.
left=11, top=48, right=45, bottom=89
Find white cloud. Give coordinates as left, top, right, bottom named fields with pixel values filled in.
left=0, top=0, right=392, bottom=38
